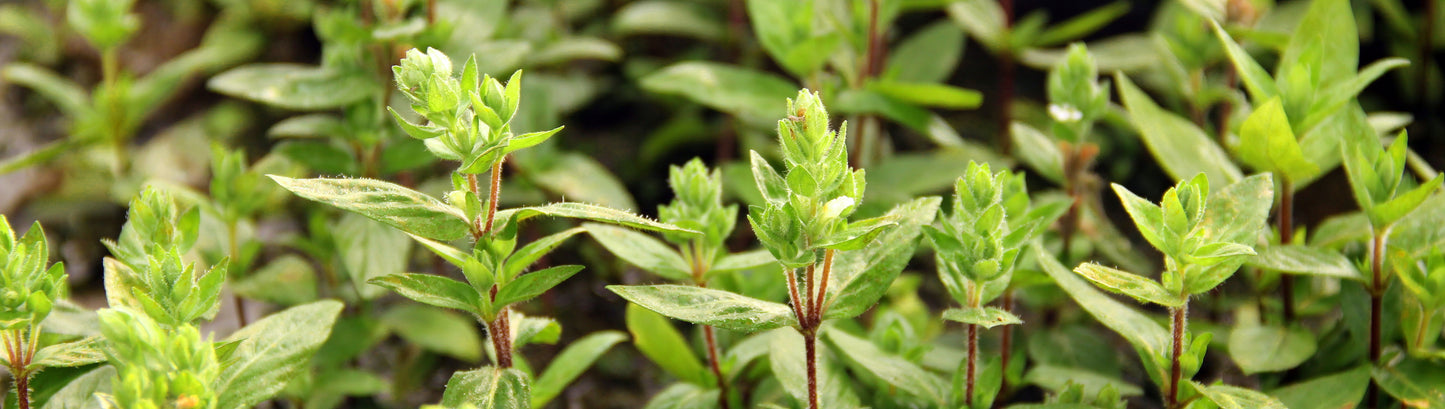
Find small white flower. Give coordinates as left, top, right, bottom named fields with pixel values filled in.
left=1048, top=103, right=1083, bottom=123
left=822, top=196, right=855, bottom=218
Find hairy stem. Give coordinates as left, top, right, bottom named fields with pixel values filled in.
left=483, top=158, right=504, bottom=235
left=812, top=249, right=835, bottom=320
left=1278, top=180, right=1295, bottom=322
left=804, top=330, right=819, bottom=409
left=786, top=268, right=806, bottom=327
left=1168, top=303, right=1188, bottom=409
left=965, top=322, right=978, bottom=407
left=1367, top=228, right=1389, bottom=409
left=489, top=308, right=514, bottom=369
left=803, top=263, right=816, bottom=327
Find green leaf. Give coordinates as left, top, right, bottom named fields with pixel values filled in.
left=1023, top=365, right=1142, bottom=398
left=1278, top=0, right=1357, bottom=88
left=831, top=89, right=933, bottom=133
left=711, top=249, right=777, bottom=276
left=824, top=197, right=941, bottom=320
left=946, top=0, right=1006, bottom=53
left=1247, top=244, right=1360, bottom=281
left=1211, top=21, right=1279, bottom=103
left=1115, top=73, right=1242, bottom=186
left=232, top=253, right=317, bottom=305
left=440, top=366, right=531, bottom=409
left=214, top=300, right=343, bottom=409
left=625, top=303, right=710, bottom=385
left=1020, top=34, right=1158, bottom=72
left=38, top=365, right=112, bottom=409
left=503, top=126, right=565, bottom=155
left=273, top=141, right=358, bottom=175
left=642, top=383, right=720, bottom=409
left=1236, top=98, right=1317, bottom=183
left=942, top=307, right=1023, bottom=329
left=612, top=1, right=725, bottom=41
left=1196, top=173, right=1275, bottom=245
left=1010, top=122, right=1064, bottom=184
left=381, top=304, right=482, bottom=362
left=0, top=139, right=80, bottom=175
left=336, top=214, right=411, bottom=299
left=639, top=61, right=796, bottom=124
left=500, top=202, right=698, bottom=236
left=531, top=331, right=627, bottom=408
left=608, top=285, right=797, bottom=332
left=865, top=81, right=982, bottom=110
left=29, top=337, right=105, bottom=369
left=825, top=328, right=948, bottom=405
left=584, top=223, right=691, bottom=281
left=1272, top=366, right=1370, bottom=409
left=1193, top=383, right=1287, bottom=409
left=527, top=37, right=621, bottom=66
left=504, top=227, right=586, bottom=279
left=1227, top=324, right=1317, bottom=374
left=208, top=64, right=374, bottom=110
left=886, top=21, right=965, bottom=83
left=269, top=176, right=471, bottom=241
left=368, top=273, right=480, bottom=313
left=1073, top=263, right=1185, bottom=307
left=494, top=265, right=584, bottom=307
left=1298, top=58, right=1409, bottom=133
left=1034, top=1, right=1129, bottom=47
left=1369, top=174, right=1443, bottom=227
left=1, top=63, right=89, bottom=118
left=1372, top=351, right=1445, bottom=407
left=1037, top=248, right=1170, bottom=380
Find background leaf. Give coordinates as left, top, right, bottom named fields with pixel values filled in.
left=625, top=303, right=710, bottom=385
left=214, top=300, right=343, bottom=409
left=1227, top=324, right=1317, bottom=374
left=608, top=285, right=796, bottom=332
left=530, top=331, right=627, bottom=408
left=440, top=366, right=531, bottom=409
left=269, top=176, right=470, bottom=241
left=585, top=223, right=691, bottom=281
left=380, top=304, right=483, bottom=362
left=824, top=197, right=940, bottom=320
left=1115, top=73, right=1242, bottom=187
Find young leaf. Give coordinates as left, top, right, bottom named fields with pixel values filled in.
left=824, top=197, right=941, bottom=320
left=1236, top=98, right=1317, bottom=183
left=584, top=223, right=691, bottom=281
left=494, top=265, right=584, bottom=307
left=625, top=304, right=710, bottom=386
left=269, top=176, right=470, bottom=241
left=336, top=214, right=411, bottom=299
left=381, top=304, right=483, bottom=362
left=865, top=81, right=983, bottom=110
left=1211, top=21, right=1279, bottom=103
left=1073, top=263, right=1186, bottom=307
left=607, top=285, right=797, bottom=332
left=531, top=331, right=627, bottom=408
left=1010, top=122, right=1065, bottom=184
left=368, top=273, right=480, bottom=313
left=440, top=366, right=531, bottom=409
left=1034, top=1, right=1129, bottom=47
left=825, top=328, right=948, bottom=405
left=1226, top=324, right=1317, bottom=374
left=504, top=227, right=586, bottom=279
left=639, top=61, right=796, bottom=124
left=1, top=63, right=89, bottom=118
left=29, top=336, right=106, bottom=369
left=214, top=300, right=343, bottom=409
left=886, top=21, right=965, bottom=84
left=941, top=307, right=1023, bottom=329
left=710, top=249, right=777, bottom=276
left=1197, top=173, right=1275, bottom=245
left=1115, top=73, right=1242, bottom=186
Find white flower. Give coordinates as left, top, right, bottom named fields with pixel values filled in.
left=822, top=196, right=855, bottom=219
left=1048, top=103, right=1083, bottom=123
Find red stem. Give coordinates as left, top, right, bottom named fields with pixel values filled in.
left=704, top=325, right=731, bottom=409
left=804, top=331, right=819, bottom=409
left=1168, top=304, right=1188, bottom=409
left=482, top=158, right=504, bottom=235
left=965, top=323, right=978, bottom=407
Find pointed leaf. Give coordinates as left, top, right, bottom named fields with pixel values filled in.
left=1037, top=249, right=1169, bottom=379
left=710, top=249, right=776, bottom=276
left=639, top=61, right=795, bottom=123
left=531, top=331, right=627, bottom=408
left=381, top=304, right=483, bottom=362
left=504, top=227, right=586, bottom=278
left=584, top=223, right=691, bottom=281
left=499, top=202, right=698, bottom=236
left=494, top=265, right=584, bottom=307
left=269, top=176, right=470, bottom=241
left=1073, top=263, right=1185, bottom=307
left=1227, top=324, right=1317, bottom=374
left=1212, top=21, right=1279, bottom=103
left=824, top=328, right=948, bottom=405
left=368, top=273, right=480, bottom=313
left=608, top=285, right=797, bottom=332
left=1237, top=98, right=1317, bottom=182
left=214, top=300, right=343, bottom=409
left=208, top=64, right=374, bottom=110
left=1247, top=244, right=1360, bottom=281
left=1197, top=173, right=1275, bottom=245
left=625, top=303, right=709, bottom=385
left=29, top=337, right=106, bottom=369
left=824, top=197, right=941, bottom=320
left=1272, top=366, right=1370, bottom=409
left=1193, top=383, right=1287, bottom=409
left=1116, top=73, right=1242, bottom=186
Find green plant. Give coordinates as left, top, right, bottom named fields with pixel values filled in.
left=271, top=48, right=691, bottom=407
left=1070, top=173, right=1277, bottom=408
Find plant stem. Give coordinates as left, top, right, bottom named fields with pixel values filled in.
left=812, top=249, right=834, bottom=319
left=804, top=330, right=819, bottom=409
left=488, top=308, right=514, bottom=369
left=483, top=158, right=504, bottom=234
left=998, top=290, right=1015, bottom=394
left=1278, top=179, right=1295, bottom=322
left=703, top=325, right=731, bottom=409
left=1366, top=228, right=1389, bottom=409
left=228, top=221, right=248, bottom=328
left=1168, top=303, right=1188, bottom=409
left=996, top=0, right=1015, bottom=156
left=965, top=322, right=978, bottom=407
left=786, top=268, right=806, bottom=326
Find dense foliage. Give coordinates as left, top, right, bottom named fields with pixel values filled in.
left=0, top=0, right=1442, bottom=408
